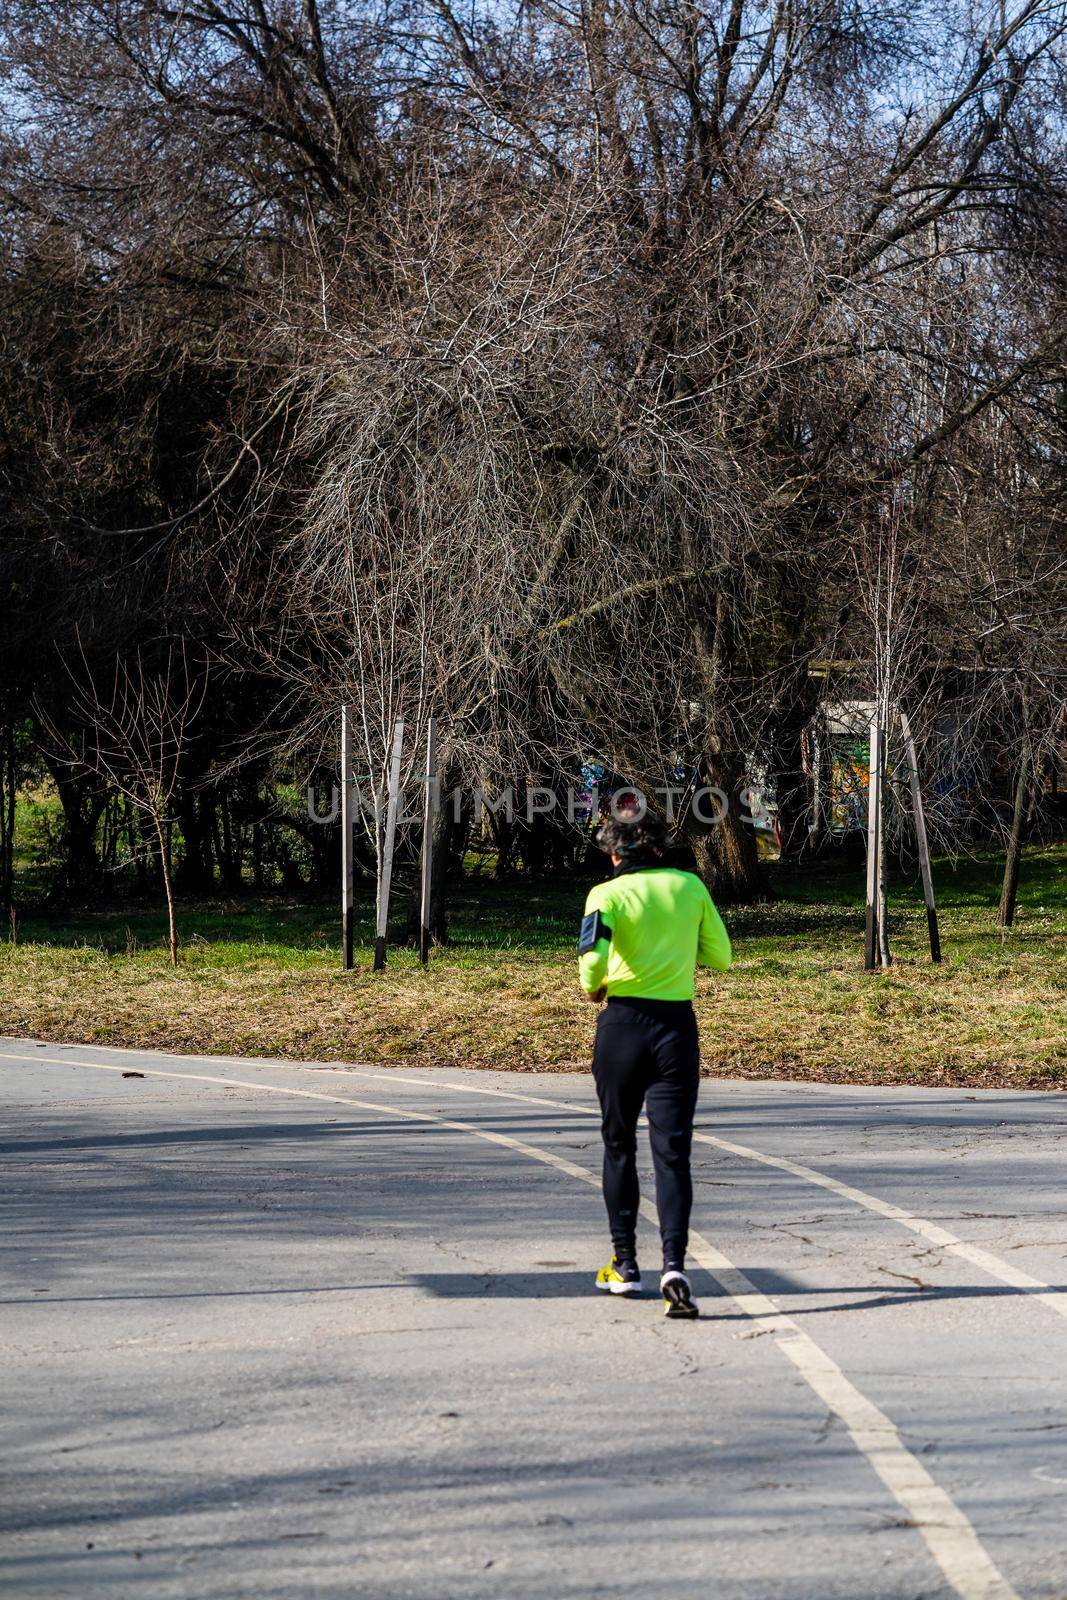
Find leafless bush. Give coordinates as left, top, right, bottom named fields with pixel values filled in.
left=40, top=645, right=206, bottom=961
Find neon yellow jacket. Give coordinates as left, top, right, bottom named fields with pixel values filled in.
left=578, top=865, right=732, bottom=1000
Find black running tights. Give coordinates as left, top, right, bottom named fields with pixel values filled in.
left=591, top=998, right=700, bottom=1273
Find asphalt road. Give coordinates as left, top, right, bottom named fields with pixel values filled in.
left=2, top=1037, right=1067, bottom=1600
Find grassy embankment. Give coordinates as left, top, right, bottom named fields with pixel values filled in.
left=0, top=845, right=1064, bottom=1088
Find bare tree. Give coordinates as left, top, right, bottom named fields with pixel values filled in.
left=42, top=645, right=206, bottom=963
left=4, top=0, right=1066, bottom=911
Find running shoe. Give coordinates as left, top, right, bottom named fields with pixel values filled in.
left=661, top=1270, right=699, bottom=1319
left=595, top=1257, right=643, bottom=1296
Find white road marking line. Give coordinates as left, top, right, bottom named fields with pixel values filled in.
left=5, top=1049, right=1023, bottom=1600
left=7, top=1041, right=1067, bottom=1319
left=336, top=1066, right=1067, bottom=1324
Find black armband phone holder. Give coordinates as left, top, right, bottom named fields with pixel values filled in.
left=578, top=909, right=611, bottom=954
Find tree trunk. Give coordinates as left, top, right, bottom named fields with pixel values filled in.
left=678, top=750, right=766, bottom=903
left=252, top=821, right=264, bottom=889
left=998, top=723, right=1031, bottom=928
left=405, top=752, right=457, bottom=946
left=272, top=834, right=306, bottom=890
left=154, top=813, right=179, bottom=963
left=877, top=790, right=892, bottom=967
left=769, top=667, right=819, bottom=859
left=176, top=790, right=214, bottom=891
left=219, top=794, right=242, bottom=889
left=764, top=546, right=820, bottom=859
left=686, top=810, right=766, bottom=903
left=281, top=808, right=336, bottom=887
left=46, top=760, right=108, bottom=890
left=681, top=600, right=767, bottom=903
left=133, top=805, right=151, bottom=888
left=0, top=725, right=16, bottom=912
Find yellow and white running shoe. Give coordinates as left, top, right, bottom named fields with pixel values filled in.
left=595, top=1257, right=643, bottom=1296
left=661, top=1270, right=699, bottom=1319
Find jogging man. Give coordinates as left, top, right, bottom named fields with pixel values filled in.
left=578, top=809, right=732, bottom=1318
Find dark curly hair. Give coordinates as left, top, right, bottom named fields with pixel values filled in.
left=594, top=806, right=669, bottom=861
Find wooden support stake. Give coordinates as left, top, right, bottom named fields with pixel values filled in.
left=875, top=709, right=892, bottom=968
left=373, top=717, right=404, bottom=971
left=899, top=708, right=941, bottom=963
left=864, top=712, right=880, bottom=971
left=419, top=716, right=438, bottom=965
left=998, top=687, right=1032, bottom=929
left=340, top=702, right=354, bottom=971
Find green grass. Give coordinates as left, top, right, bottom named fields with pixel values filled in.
left=1, top=846, right=1064, bottom=1088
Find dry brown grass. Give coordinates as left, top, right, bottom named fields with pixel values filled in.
left=1, top=893, right=1063, bottom=1089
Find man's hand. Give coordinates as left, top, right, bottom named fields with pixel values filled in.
left=586, top=986, right=606, bottom=1004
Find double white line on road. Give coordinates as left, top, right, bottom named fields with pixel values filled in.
left=6, top=1047, right=1025, bottom=1600
left=345, top=1066, right=1067, bottom=1325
